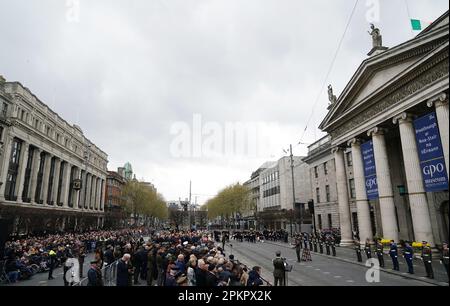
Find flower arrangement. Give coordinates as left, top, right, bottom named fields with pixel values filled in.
left=380, top=239, right=391, bottom=245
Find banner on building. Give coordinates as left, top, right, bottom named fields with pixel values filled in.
left=361, top=140, right=379, bottom=200
left=414, top=112, right=449, bottom=192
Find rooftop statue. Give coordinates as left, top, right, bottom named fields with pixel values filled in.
left=368, top=23, right=382, bottom=48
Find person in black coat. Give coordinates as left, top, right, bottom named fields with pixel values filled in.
left=87, top=261, right=103, bottom=286
left=195, top=259, right=208, bottom=286
left=117, top=254, right=131, bottom=287
left=205, top=264, right=218, bottom=287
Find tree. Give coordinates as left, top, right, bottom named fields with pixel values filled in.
left=122, top=180, right=168, bottom=227
left=205, top=183, right=251, bottom=229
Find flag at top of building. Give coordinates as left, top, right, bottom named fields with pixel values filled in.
left=410, top=19, right=433, bottom=31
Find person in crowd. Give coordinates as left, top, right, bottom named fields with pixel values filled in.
left=117, top=254, right=131, bottom=287
left=87, top=260, right=103, bottom=286
left=247, top=266, right=263, bottom=286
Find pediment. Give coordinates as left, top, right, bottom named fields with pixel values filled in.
left=320, top=20, right=448, bottom=132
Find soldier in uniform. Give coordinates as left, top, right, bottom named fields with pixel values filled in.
left=389, top=240, right=400, bottom=271
left=272, top=251, right=286, bottom=286
left=313, top=234, right=318, bottom=253
left=421, top=241, right=434, bottom=279
left=330, top=236, right=336, bottom=257
left=402, top=242, right=414, bottom=274
left=354, top=241, right=362, bottom=263
left=295, top=237, right=302, bottom=263
left=303, top=234, right=309, bottom=249
left=440, top=242, right=449, bottom=279
left=375, top=239, right=385, bottom=268
left=325, top=236, right=331, bottom=255
left=364, top=239, right=372, bottom=259
left=319, top=236, right=324, bottom=254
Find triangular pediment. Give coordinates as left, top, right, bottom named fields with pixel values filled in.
left=320, top=15, right=449, bottom=132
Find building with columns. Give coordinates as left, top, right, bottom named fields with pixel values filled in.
left=318, top=11, right=449, bottom=247
left=0, top=76, right=108, bottom=235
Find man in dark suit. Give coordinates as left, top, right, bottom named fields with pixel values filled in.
left=117, top=254, right=131, bottom=286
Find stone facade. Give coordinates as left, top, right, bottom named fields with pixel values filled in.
left=244, top=157, right=312, bottom=231
left=0, top=77, right=108, bottom=234
left=318, top=11, right=449, bottom=246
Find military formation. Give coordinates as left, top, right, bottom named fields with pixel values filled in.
left=354, top=239, right=450, bottom=280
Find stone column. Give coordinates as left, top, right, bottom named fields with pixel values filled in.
left=95, top=177, right=101, bottom=210
left=394, top=113, right=435, bottom=246
left=332, top=146, right=353, bottom=246
left=428, top=93, right=449, bottom=176
left=348, top=138, right=373, bottom=243
left=29, top=148, right=42, bottom=204
left=73, top=168, right=80, bottom=210
left=51, top=159, right=61, bottom=205
left=0, top=136, right=14, bottom=201
left=61, top=163, right=72, bottom=208
left=368, top=127, right=399, bottom=242
left=41, top=153, right=52, bottom=205
left=16, top=142, right=30, bottom=203
left=100, top=179, right=105, bottom=211
left=79, top=170, right=86, bottom=210
left=85, top=174, right=92, bottom=210
left=91, top=176, right=97, bottom=210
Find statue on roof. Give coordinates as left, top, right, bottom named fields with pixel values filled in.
left=328, top=84, right=337, bottom=106
left=368, top=23, right=382, bottom=48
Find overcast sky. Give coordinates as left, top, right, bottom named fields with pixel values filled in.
left=0, top=0, right=448, bottom=204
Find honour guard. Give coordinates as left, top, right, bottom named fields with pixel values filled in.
left=364, top=239, right=372, bottom=259
left=389, top=240, right=400, bottom=271
left=440, top=242, right=449, bottom=278
left=319, top=237, right=324, bottom=254
left=354, top=241, right=362, bottom=262
left=403, top=242, right=414, bottom=274
left=325, top=237, right=331, bottom=255
left=313, top=234, right=318, bottom=253
left=330, top=236, right=336, bottom=257
left=295, top=237, right=302, bottom=263
left=421, top=241, right=434, bottom=279
left=375, top=239, right=385, bottom=268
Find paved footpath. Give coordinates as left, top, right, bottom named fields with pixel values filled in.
left=224, top=240, right=448, bottom=286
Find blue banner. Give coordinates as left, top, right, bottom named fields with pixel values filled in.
left=414, top=112, right=448, bottom=192
left=361, top=140, right=379, bottom=200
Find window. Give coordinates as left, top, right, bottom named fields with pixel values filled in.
left=324, top=162, right=328, bottom=175
left=346, top=152, right=353, bottom=167
left=1, top=102, right=8, bottom=118
left=5, top=138, right=22, bottom=201
left=56, top=134, right=60, bottom=143
left=316, top=187, right=320, bottom=203
left=328, top=214, right=333, bottom=228
left=314, top=166, right=318, bottom=178
left=0, top=126, right=3, bottom=141
left=349, top=179, right=356, bottom=199
left=326, top=185, right=330, bottom=202
left=318, top=215, right=322, bottom=230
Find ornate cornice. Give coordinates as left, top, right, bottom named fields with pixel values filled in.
left=330, top=56, right=449, bottom=139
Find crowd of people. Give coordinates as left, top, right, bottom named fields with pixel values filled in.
left=1, top=228, right=269, bottom=287
left=1, top=228, right=151, bottom=284
left=114, top=230, right=268, bottom=287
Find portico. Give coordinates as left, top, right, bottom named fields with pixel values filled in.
left=319, top=13, right=449, bottom=246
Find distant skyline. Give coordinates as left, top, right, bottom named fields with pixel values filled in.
left=1, top=0, right=448, bottom=205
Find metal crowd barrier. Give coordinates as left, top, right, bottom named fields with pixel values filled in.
left=72, top=260, right=118, bottom=286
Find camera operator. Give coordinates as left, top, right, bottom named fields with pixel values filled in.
left=272, top=251, right=286, bottom=286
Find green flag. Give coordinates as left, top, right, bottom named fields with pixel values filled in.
left=410, top=19, right=431, bottom=31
